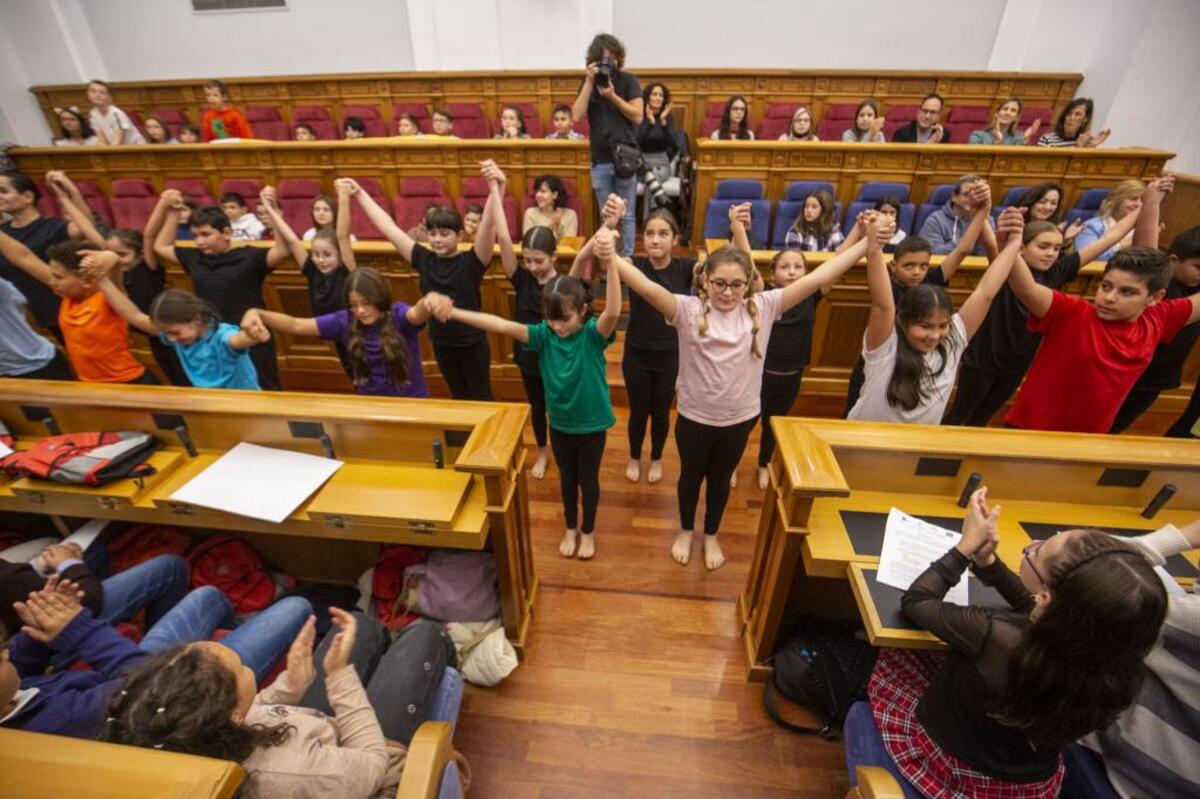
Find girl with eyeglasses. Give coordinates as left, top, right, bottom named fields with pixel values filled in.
left=868, top=487, right=1168, bottom=798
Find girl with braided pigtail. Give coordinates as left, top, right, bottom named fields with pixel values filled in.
left=612, top=207, right=880, bottom=570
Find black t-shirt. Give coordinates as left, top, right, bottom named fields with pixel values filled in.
left=764, top=291, right=821, bottom=373
left=0, top=216, right=69, bottom=329
left=582, top=70, right=641, bottom=165
left=122, top=261, right=165, bottom=316
left=637, top=117, right=679, bottom=158
left=625, top=256, right=696, bottom=352
left=1132, top=278, right=1200, bottom=390
left=410, top=246, right=486, bottom=347
left=961, top=251, right=1082, bottom=374
left=175, top=245, right=271, bottom=325
left=302, top=258, right=349, bottom=316
left=509, top=267, right=550, bottom=374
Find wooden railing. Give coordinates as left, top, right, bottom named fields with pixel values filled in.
left=30, top=67, right=1082, bottom=145
left=1162, top=172, right=1200, bottom=246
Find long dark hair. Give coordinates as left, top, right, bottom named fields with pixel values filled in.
left=150, top=289, right=219, bottom=327
left=1014, top=183, right=1065, bottom=225
left=718, top=95, right=752, bottom=140
left=533, top=175, right=567, bottom=210
left=886, top=284, right=960, bottom=410
left=102, top=645, right=293, bottom=762
left=790, top=189, right=837, bottom=239
left=521, top=225, right=557, bottom=255
left=344, top=267, right=408, bottom=388
left=499, top=105, right=527, bottom=136
left=643, top=82, right=673, bottom=122
left=1053, top=98, right=1094, bottom=142
left=56, top=107, right=95, bottom=141
left=310, top=194, right=338, bottom=232
left=851, top=99, right=880, bottom=136
left=993, top=531, right=1167, bottom=748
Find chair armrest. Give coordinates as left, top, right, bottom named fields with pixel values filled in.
left=396, top=721, right=456, bottom=799
left=848, top=766, right=906, bottom=799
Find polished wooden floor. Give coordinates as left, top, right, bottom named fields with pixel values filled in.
left=454, top=398, right=1177, bottom=797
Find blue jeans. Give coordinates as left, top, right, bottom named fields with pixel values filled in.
left=139, top=586, right=312, bottom=682
left=591, top=162, right=638, bottom=256
left=98, top=554, right=189, bottom=628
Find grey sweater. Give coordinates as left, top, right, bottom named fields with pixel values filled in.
left=917, top=202, right=990, bottom=255
left=1081, top=525, right=1200, bottom=798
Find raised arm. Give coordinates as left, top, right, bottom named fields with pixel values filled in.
left=46, top=171, right=105, bottom=247
left=572, top=66, right=596, bottom=123
left=472, top=160, right=505, bottom=265
left=0, top=229, right=54, bottom=286
left=569, top=193, right=624, bottom=278
left=241, top=307, right=319, bottom=339
left=151, top=190, right=184, bottom=265
left=94, top=273, right=158, bottom=335
left=592, top=227, right=622, bottom=338
left=341, top=178, right=415, bottom=261
left=495, top=186, right=518, bottom=279
left=1079, top=198, right=1144, bottom=264
left=728, top=202, right=752, bottom=255
left=1133, top=174, right=1173, bottom=250
left=958, top=217, right=1023, bottom=338
left=862, top=215, right=897, bottom=351
left=334, top=181, right=357, bottom=271
left=259, top=187, right=306, bottom=268
left=447, top=307, right=529, bottom=343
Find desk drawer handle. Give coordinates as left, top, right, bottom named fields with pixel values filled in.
left=325, top=515, right=351, bottom=530
left=170, top=503, right=194, bottom=516
left=408, top=521, right=435, bottom=535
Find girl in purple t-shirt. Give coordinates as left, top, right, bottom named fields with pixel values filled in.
left=240, top=267, right=449, bottom=397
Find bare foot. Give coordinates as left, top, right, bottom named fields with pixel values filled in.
left=531, top=448, right=549, bottom=480
left=671, top=529, right=694, bottom=565
left=729, top=470, right=738, bottom=488
left=625, top=457, right=641, bottom=483
left=577, top=532, right=595, bottom=560
left=757, top=466, right=770, bottom=491
left=559, top=529, right=578, bottom=558
left=704, top=535, right=727, bottom=571
left=646, top=459, right=663, bottom=484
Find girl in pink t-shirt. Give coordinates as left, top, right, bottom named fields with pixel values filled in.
left=612, top=220, right=872, bottom=570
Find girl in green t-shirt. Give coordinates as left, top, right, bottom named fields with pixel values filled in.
left=442, top=228, right=623, bottom=561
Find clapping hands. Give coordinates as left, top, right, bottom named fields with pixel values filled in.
left=14, top=577, right=85, bottom=643
left=957, top=487, right=1001, bottom=567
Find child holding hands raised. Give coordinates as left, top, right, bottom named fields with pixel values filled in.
left=613, top=206, right=873, bottom=570
left=446, top=226, right=623, bottom=560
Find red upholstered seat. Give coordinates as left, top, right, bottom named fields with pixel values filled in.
left=886, top=104, right=920, bottom=123
left=110, top=179, right=157, bottom=229
left=34, top=183, right=60, bottom=219
left=73, top=179, right=114, bottom=228
left=164, top=178, right=215, bottom=207
left=150, top=107, right=189, bottom=126
left=245, top=106, right=282, bottom=122
left=294, top=105, right=332, bottom=122
left=346, top=178, right=391, bottom=240
left=392, top=177, right=452, bottom=231
left=817, top=118, right=847, bottom=141
left=303, top=120, right=339, bottom=140
left=251, top=120, right=291, bottom=141
left=947, top=105, right=990, bottom=124
left=455, top=177, right=517, bottom=237
left=825, top=103, right=858, bottom=120
left=219, top=179, right=262, bottom=212
left=277, top=179, right=323, bottom=234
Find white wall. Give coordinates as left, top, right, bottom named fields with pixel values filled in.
left=2, top=0, right=1198, bottom=172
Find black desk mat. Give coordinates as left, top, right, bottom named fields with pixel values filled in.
left=861, top=567, right=1010, bottom=632
left=1020, top=522, right=1198, bottom=578
left=839, top=510, right=964, bottom=557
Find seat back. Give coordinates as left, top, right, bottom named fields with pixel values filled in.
left=785, top=181, right=835, bottom=202
left=294, top=105, right=332, bottom=122
left=0, top=728, right=244, bottom=799
left=455, top=177, right=517, bottom=237
left=825, top=103, right=858, bottom=120
left=304, top=119, right=340, bottom=140
left=947, top=105, right=989, bottom=124
left=757, top=117, right=793, bottom=140
left=886, top=104, right=919, bottom=123
left=1000, top=185, right=1031, bottom=207
left=277, top=178, right=324, bottom=233
left=74, top=178, right=114, bottom=228
left=165, top=178, right=216, bottom=207
left=924, top=183, right=955, bottom=207
left=393, top=102, right=429, bottom=120
left=1074, top=187, right=1109, bottom=212
left=110, top=178, right=158, bottom=229
left=342, top=104, right=383, bottom=121
left=150, top=107, right=189, bottom=126
left=706, top=198, right=770, bottom=246
left=251, top=120, right=291, bottom=141
left=342, top=116, right=388, bottom=137
left=346, top=178, right=391, bottom=239
left=451, top=117, right=491, bottom=139
left=817, top=118, right=846, bottom=141
left=219, top=179, right=262, bottom=213
left=245, top=106, right=282, bottom=122
left=394, top=183, right=453, bottom=231
left=856, top=182, right=910, bottom=203
left=34, top=183, right=60, bottom=219
left=1021, top=106, right=1054, bottom=128
left=883, top=119, right=907, bottom=140
left=699, top=117, right=722, bottom=138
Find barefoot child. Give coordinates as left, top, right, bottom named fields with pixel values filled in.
left=613, top=210, right=873, bottom=570
left=447, top=227, right=623, bottom=560
left=241, top=268, right=446, bottom=398
left=847, top=210, right=1022, bottom=424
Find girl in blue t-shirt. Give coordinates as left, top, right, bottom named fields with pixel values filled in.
left=443, top=227, right=623, bottom=560
left=94, top=275, right=265, bottom=390
left=240, top=267, right=448, bottom=398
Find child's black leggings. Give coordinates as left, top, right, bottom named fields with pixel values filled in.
left=148, top=335, right=191, bottom=386
left=519, top=370, right=548, bottom=447
left=942, top=364, right=1026, bottom=427
left=434, top=340, right=493, bottom=400
left=622, top=345, right=678, bottom=460
left=758, top=369, right=804, bottom=467
left=675, top=414, right=756, bottom=535
left=249, top=341, right=281, bottom=391
left=549, top=428, right=606, bottom=533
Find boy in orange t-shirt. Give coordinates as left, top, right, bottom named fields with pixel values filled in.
left=0, top=234, right=156, bottom=384
left=200, top=79, right=254, bottom=141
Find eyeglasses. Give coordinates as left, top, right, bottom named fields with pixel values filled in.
left=1022, top=539, right=1047, bottom=587
left=709, top=279, right=748, bottom=293
left=918, top=107, right=941, bottom=115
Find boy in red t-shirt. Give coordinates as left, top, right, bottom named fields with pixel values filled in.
left=1006, top=241, right=1200, bottom=433
left=199, top=79, right=254, bottom=141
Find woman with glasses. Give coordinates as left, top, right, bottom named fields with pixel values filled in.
left=867, top=487, right=1168, bottom=798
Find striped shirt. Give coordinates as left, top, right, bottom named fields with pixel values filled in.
left=1037, top=132, right=1080, bottom=147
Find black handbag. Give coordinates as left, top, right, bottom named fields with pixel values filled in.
left=611, top=140, right=641, bottom=179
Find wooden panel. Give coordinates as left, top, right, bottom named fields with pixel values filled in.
left=1162, top=172, right=1200, bottom=248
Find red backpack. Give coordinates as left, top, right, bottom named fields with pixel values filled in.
left=0, top=431, right=160, bottom=486
left=371, top=545, right=428, bottom=630
left=107, top=524, right=194, bottom=573
left=188, top=535, right=292, bottom=614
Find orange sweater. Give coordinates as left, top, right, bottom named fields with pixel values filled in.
left=201, top=107, right=254, bottom=140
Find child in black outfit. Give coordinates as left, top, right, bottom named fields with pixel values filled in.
left=149, top=190, right=288, bottom=389
left=342, top=161, right=503, bottom=400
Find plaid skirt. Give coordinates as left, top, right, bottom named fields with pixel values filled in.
left=867, top=648, right=1064, bottom=799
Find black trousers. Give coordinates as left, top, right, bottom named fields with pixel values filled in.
left=147, top=335, right=191, bottom=386
left=943, top=363, right=1027, bottom=427
left=549, top=428, right=606, bottom=533
left=434, top=340, right=493, bottom=400
left=758, top=369, right=804, bottom=467
left=249, top=341, right=281, bottom=391
left=519, top=369, right=548, bottom=447
left=842, top=356, right=866, bottom=418
left=676, top=414, right=756, bottom=535
left=1110, top=386, right=1163, bottom=434
left=1166, top=379, right=1200, bottom=438
left=622, top=345, right=678, bottom=460
left=13, top=350, right=74, bottom=380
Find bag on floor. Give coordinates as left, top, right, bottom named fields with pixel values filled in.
left=763, top=618, right=878, bottom=740
left=188, top=535, right=290, bottom=614
left=0, top=431, right=161, bottom=486
left=407, top=550, right=500, bottom=623
left=107, top=524, right=193, bottom=573
left=370, top=545, right=428, bottom=630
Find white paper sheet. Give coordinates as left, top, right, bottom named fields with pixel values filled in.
left=877, top=507, right=969, bottom=606
left=62, top=518, right=109, bottom=551
left=0, top=440, right=12, bottom=458
left=170, top=442, right=342, bottom=524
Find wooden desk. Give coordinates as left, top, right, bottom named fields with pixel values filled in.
left=738, top=418, right=1200, bottom=678
left=0, top=380, right=536, bottom=653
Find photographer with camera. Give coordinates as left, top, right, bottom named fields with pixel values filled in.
left=572, top=33, right=643, bottom=256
